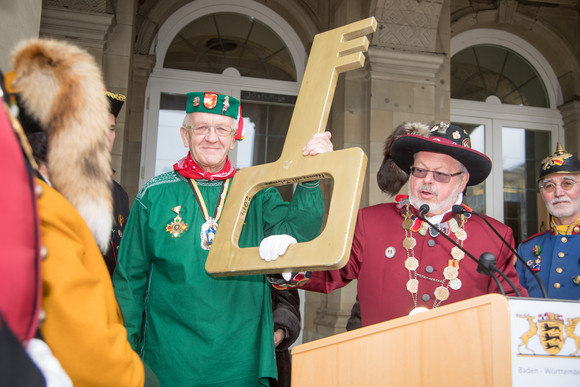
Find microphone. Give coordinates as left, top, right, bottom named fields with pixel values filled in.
left=417, top=204, right=493, bottom=276
left=419, top=204, right=429, bottom=218
left=417, top=204, right=521, bottom=297
left=452, top=205, right=547, bottom=298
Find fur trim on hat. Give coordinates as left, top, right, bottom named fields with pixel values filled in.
left=11, top=38, right=113, bottom=252
left=377, top=122, right=431, bottom=196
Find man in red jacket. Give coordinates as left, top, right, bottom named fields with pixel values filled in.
left=268, top=122, right=528, bottom=327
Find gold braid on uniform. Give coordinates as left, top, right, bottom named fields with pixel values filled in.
left=2, top=100, right=38, bottom=170
left=104, top=91, right=126, bottom=102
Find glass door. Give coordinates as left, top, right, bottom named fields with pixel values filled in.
left=501, top=127, right=551, bottom=245
left=452, top=100, right=562, bottom=244
left=450, top=120, right=488, bottom=214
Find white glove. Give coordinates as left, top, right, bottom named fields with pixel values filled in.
left=259, top=234, right=297, bottom=262
left=25, top=338, right=73, bottom=387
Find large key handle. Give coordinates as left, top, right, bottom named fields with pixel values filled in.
left=206, top=17, right=376, bottom=276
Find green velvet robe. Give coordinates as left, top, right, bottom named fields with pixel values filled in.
left=113, top=172, right=323, bottom=387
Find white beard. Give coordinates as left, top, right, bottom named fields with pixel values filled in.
left=409, top=179, right=463, bottom=219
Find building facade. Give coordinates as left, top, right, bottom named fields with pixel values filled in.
left=3, top=0, right=579, bottom=342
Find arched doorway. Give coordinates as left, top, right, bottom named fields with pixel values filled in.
left=451, top=29, right=564, bottom=245
left=139, top=0, right=306, bottom=188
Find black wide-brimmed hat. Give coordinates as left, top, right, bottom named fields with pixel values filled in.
left=390, top=122, right=492, bottom=186
left=538, top=142, right=580, bottom=181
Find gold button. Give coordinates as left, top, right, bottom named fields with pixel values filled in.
left=558, top=252, right=565, bottom=258
left=556, top=268, right=563, bottom=273
left=574, top=226, right=580, bottom=233
left=554, top=283, right=561, bottom=289
left=40, top=245, right=48, bottom=260
left=561, top=237, right=568, bottom=243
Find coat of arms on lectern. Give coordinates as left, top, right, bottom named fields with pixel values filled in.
left=517, top=313, right=580, bottom=357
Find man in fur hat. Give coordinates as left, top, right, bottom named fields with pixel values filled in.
left=10, top=38, right=158, bottom=386
left=282, top=122, right=527, bottom=326
left=517, top=143, right=580, bottom=299
left=113, top=91, right=332, bottom=386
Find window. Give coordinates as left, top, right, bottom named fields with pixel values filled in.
left=164, top=13, right=296, bottom=81
left=141, top=1, right=304, bottom=186
left=452, top=45, right=549, bottom=108
left=451, top=35, right=562, bottom=244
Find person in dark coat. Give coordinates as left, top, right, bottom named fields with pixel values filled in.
left=346, top=296, right=361, bottom=331
left=104, top=91, right=130, bottom=277
left=271, top=288, right=301, bottom=387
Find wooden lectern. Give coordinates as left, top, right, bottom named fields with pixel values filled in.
left=292, top=294, right=512, bottom=386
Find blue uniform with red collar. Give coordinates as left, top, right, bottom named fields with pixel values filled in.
left=517, top=224, right=580, bottom=300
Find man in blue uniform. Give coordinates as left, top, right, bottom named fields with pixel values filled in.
left=518, top=142, right=580, bottom=299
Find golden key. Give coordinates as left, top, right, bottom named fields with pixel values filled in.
left=206, top=17, right=377, bottom=276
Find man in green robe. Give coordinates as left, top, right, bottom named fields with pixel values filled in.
left=113, top=92, right=332, bottom=387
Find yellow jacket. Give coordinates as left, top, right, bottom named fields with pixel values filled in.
left=37, top=178, right=145, bottom=386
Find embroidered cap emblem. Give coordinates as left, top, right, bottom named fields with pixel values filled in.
left=203, top=93, right=218, bottom=109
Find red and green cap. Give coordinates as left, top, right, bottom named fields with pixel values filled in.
left=186, top=92, right=244, bottom=140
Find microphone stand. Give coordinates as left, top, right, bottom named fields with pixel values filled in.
left=477, top=252, right=505, bottom=296
left=418, top=204, right=521, bottom=297
left=478, top=252, right=524, bottom=297
left=452, top=205, right=547, bottom=298
left=417, top=205, right=497, bottom=280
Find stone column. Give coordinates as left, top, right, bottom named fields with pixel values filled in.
left=0, top=0, right=42, bottom=72
left=561, top=100, right=580, bottom=156
left=122, top=54, right=155, bottom=201
left=102, top=0, right=137, bottom=185
left=368, top=49, right=445, bottom=205
left=39, top=6, right=113, bottom=67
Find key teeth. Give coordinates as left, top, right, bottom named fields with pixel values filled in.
left=339, top=36, right=370, bottom=57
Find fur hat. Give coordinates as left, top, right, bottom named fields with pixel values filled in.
left=377, top=122, right=431, bottom=196
left=11, top=38, right=113, bottom=252
left=390, top=122, right=492, bottom=186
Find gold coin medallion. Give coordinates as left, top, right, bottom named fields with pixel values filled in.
left=402, top=237, right=416, bottom=250
left=434, top=286, right=449, bottom=301
left=451, top=246, right=465, bottom=260
left=406, top=278, right=419, bottom=293
left=404, top=257, right=419, bottom=271
left=443, top=266, right=458, bottom=280
left=402, top=218, right=414, bottom=230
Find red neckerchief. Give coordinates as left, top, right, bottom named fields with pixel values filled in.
left=173, top=153, right=236, bottom=181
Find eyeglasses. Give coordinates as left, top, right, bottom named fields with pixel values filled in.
left=539, top=179, right=578, bottom=193
left=410, top=167, right=463, bottom=183
left=184, top=124, right=235, bottom=137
